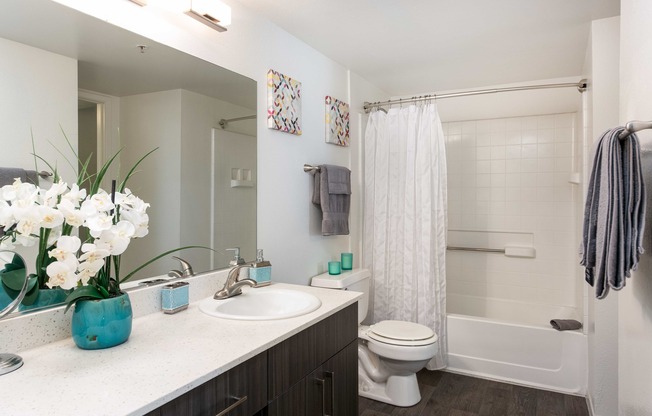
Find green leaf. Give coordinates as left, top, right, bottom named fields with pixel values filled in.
left=91, top=149, right=123, bottom=195
left=119, top=245, right=212, bottom=284
left=20, top=283, right=40, bottom=306
left=0, top=269, right=33, bottom=292
left=119, top=147, right=158, bottom=192
left=64, top=286, right=105, bottom=313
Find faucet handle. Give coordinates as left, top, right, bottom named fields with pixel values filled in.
left=172, top=256, right=194, bottom=276
left=226, top=248, right=246, bottom=266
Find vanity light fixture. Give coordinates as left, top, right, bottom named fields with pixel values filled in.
left=186, top=0, right=231, bottom=32
left=128, top=0, right=148, bottom=6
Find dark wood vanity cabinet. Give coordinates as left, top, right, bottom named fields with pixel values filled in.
left=267, top=303, right=358, bottom=416
left=146, top=303, right=358, bottom=416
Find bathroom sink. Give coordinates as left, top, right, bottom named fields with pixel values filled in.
left=199, top=286, right=322, bottom=320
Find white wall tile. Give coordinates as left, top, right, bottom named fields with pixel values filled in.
left=446, top=112, right=580, bottom=311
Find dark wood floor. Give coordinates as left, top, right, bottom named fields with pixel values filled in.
left=359, top=370, right=590, bottom=416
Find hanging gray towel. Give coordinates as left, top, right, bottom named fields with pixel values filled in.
left=550, top=319, right=582, bottom=331
left=0, top=167, right=28, bottom=187
left=311, top=165, right=351, bottom=236
left=25, top=170, right=40, bottom=185
left=580, top=127, right=646, bottom=299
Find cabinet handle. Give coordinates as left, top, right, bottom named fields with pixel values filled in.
left=216, top=395, right=248, bottom=416
left=324, top=371, right=336, bottom=416
left=315, top=378, right=327, bottom=416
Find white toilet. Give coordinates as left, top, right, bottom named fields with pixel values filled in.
left=311, top=268, right=438, bottom=407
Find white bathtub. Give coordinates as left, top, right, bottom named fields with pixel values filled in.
left=446, top=294, right=587, bottom=395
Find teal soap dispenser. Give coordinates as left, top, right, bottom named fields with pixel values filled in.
left=249, top=249, right=272, bottom=286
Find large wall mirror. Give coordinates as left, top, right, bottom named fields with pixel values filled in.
left=0, top=0, right=257, bottom=315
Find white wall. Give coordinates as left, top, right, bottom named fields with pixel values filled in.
left=179, top=90, right=257, bottom=273
left=119, top=90, right=182, bottom=278
left=583, top=16, right=620, bottom=416
left=53, top=0, right=384, bottom=285
left=0, top=37, right=77, bottom=183
left=619, top=1, right=652, bottom=414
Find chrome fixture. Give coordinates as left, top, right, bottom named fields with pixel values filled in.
left=186, top=0, right=231, bottom=32
left=167, top=256, right=194, bottom=279
left=364, top=79, right=588, bottom=113
left=447, top=246, right=505, bottom=254
left=219, top=115, right=256, bottom=129
left=303, top=164, right=321, bottom=173
left=226, top=247, right=246, bottom=266
left=0, top=251, right=29, bottom=376
left=618, top=120, right=652, bottom=140
left=214, top=264, right=259, bottom=300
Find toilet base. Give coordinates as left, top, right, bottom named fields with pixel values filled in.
left=358, top=372, right=422, bottom=407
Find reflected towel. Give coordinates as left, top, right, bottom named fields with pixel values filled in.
left=580, top=127, right=646, bottom=299
left=550, top=319, right=582, bottom=331
left=0, top=167, right=27, bottom=187
left=311, top=165, right=351, bottom=236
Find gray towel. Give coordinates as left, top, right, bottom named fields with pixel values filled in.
left=25, top=170, right=39, bottom=186
left=311, top=165, right=351, bottom=236
left=580, top=127, right=646, bottom=299
left=0, top=167, right=27, bottom=187
left=550, top=319, right=582, bottom=331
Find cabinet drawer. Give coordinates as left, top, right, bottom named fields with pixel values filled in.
left=147, top=351, right=267, bottom=416
left=267, top=303, right=357, bottom=401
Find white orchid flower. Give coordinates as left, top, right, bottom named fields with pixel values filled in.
left=94, top=227, right=131, bottom=256
left=15, top=234, right=37, bottom=247
left=57, top=199, right=86, bottom=227
left=79, top=243, right=111, bottom=264
left=46, top=227, right=62, bottom=247
left=120, top=210, right=149, bottom=238
left=39, top=206, right=64, bottom=229
left=45, top=261, right=78, bottom=290
left=88, top=191, right=115, bottom=213
left=61, top=183, right=87, bottom=207
left=0, top=200, right=13, bottom=227
left=41, top=181, right=68, bottom=207
left=49, top=235, right=82, bottom=260
left=75, top=267, right=95, bottom=285
left=1, top=178, right=24, bottom=201
left=86, top=213, right=114, bottom=238
left=16, top=215, right=40, bottom=237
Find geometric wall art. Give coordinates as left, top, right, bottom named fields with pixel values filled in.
left=325, top=96, right=349, bottom=146
left=267, top=69, right=302, bottom=135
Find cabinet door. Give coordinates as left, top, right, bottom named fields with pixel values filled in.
left=153, top=372, right=228, bottom=416
left=266, top=380, right=306, bottom=416
left=227, top=351, right=268, bottom=416
left=304, top=340, right=358, bottom=416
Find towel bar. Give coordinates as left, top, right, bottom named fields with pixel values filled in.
left=303, top=164, right=321, bottom=172
left=619, top=120, right=652, bottom=140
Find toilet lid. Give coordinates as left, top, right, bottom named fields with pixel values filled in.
left=367, top=320, right=436, bottom=346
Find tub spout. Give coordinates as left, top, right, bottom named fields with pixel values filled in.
left=358, top=342, right=389, bottom=383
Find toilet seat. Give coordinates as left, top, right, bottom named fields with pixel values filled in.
left=366, top=320, right=437, bottom=346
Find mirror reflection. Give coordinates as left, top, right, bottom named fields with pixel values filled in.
left=0, top=0, right=257, bottom=314
left=0, top=251, right=28, bottom=318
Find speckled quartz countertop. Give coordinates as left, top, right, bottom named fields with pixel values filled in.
left=0, top=283, right=361, bottom=416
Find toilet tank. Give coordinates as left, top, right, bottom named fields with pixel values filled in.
left=310, top=268, right=370, bottom=324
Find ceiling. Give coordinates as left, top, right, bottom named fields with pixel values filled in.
left=0, top=0, right=256, bottom=110
left=236, top=0, right=620, bottom=95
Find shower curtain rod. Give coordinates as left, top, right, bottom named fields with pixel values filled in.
left=363, top=79, right=588, bottom=113
left=218, top=114, right=256, bottom=129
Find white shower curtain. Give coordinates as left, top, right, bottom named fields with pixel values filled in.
left=363, top=102, right=447, bottom=370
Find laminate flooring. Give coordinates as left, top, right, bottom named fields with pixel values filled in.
left=358, top=370, right=589, bottom=416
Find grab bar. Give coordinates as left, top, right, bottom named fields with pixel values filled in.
left=447, top=245, right=536, bottom=258
left=446, top=246, right=505, bottom=253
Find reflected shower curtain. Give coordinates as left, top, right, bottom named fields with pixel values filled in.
left=363, top=103, right=447, bottom=369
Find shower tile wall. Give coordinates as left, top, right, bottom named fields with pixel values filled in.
left=443, top=113, right=580, bottom=308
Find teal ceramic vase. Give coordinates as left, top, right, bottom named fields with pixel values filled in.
left=71, top=292, right=133, bottom=350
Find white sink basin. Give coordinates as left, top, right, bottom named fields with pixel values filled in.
left=199, top=286, right=322, bottom=320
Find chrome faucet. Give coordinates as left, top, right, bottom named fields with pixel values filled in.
left=214, top=263, right=259, bottom=300
left=167, top=256, right=194, bottom=279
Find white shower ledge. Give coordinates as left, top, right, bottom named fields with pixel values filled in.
left=0, top=283, right=361, bottom=415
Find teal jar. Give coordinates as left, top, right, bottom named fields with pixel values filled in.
left=71, top=292, right=133, bottom=350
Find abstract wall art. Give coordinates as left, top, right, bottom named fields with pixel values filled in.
left=325, top=96, right=349, bottom=146
left=267, top=69, right=302, bottom=135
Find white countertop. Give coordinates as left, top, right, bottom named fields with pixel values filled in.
left=0, top=283, right=361, bottom=416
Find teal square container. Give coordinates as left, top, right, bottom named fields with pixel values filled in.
left=250, top=265, right=271, bottom=286
left=161, top=282, right=189, bottom=314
